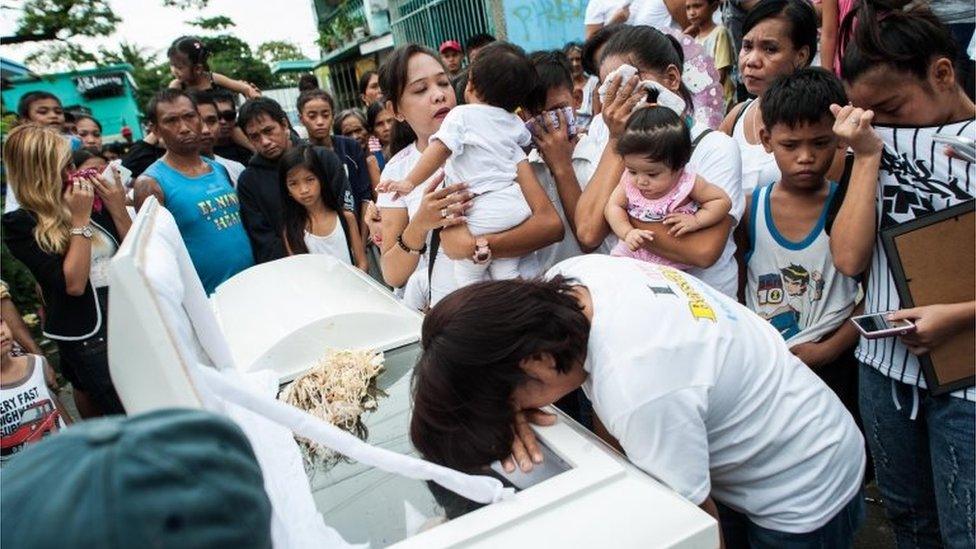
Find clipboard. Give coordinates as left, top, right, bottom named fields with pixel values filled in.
left=881, top=200, right=975, bottom=395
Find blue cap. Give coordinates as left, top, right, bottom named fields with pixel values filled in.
left=1, top=409, right=273, bottom=549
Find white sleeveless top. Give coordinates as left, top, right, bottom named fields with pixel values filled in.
left=1, top=355, right=66, bottom=461
left=745, top=182, right=858, bottom=346
left=303, top=218, right=351, bottom=265
left=732, top=100, right=781, bottom=193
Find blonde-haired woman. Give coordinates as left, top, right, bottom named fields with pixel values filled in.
left=2, top=124, right=130, bottom=417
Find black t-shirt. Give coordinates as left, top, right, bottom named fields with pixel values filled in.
left=121, top=140, right=165, bottom=179
left=214, top=142, right=254, bottom=165
left=1, top=209, right=121, bottom=339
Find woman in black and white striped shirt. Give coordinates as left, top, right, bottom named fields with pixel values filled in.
left=830, top=2, right=975, bottom=547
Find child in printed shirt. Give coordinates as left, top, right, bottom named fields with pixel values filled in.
left=0, top=319, right=69, bottom=463
left=378, top=42, right=539, bottom=285
left=736, top=68, right=860, bottom=369
left=685, top=0, right=735, bottom=109
left=606, top=106, right=732, bottom=268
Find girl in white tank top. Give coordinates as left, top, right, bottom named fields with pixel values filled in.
left=280, top=145, right=368, bottom=271
left=303, top=220, right=351, bottom=265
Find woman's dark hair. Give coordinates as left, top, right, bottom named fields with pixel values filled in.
left=278, top=145, right=352, bottom=256
left=237, top=97, right=289, bottom=130
left=600, top=25, right=695, bottom=114
left=581, top=23, right=626, bottom=76
left=761, top=68, right=847, bottom=130
left=298, top=73, right=320, bottom=92
left=74, top=114, right=102, bottom=132
left=839, top=0, right=957, bottom=83
left=357, top=70, right=377, bottom=96
left=378, top=44, right=443, bottom=156
left=296, top=88, right=335, bottom=114
left=17, top=91, right=61, bottom=119
left=410, top=277, right=590, bottom=471
left=563, top=41, right=582, bottom=55
left=742, top=0, right=818, bottom=67
left=332, top=109, right=367, bottom=137
left=527, top=50, right=574, bottom=114
left=616, top=106, right=692, bottom=170
left=71, top=149, right=107, bottom=168
left=467, top=41, right=540, bottom=112
left=167, top=36, right=210, bottom=70
left=365, top=100, right=386, bottom=132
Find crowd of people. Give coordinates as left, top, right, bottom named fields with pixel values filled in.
left=1, top=0, right=974, bottom=547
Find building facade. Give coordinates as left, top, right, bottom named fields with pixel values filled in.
left=311, top=0, right=587, bottom=110
left=3, top=64, right=143, bottom=142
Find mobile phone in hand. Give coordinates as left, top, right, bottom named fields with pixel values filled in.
left=850, top=312, right=917, bottom=339
left=933, top=134, right=976, bottom=163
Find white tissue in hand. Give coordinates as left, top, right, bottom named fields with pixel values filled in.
left=597, top=64, right=639, bottom=105
left=596, top=63, right=688, bottom=118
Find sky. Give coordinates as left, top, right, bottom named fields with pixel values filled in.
left=0, top=0, right=323, bottom=68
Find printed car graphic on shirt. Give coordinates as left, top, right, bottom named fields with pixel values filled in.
left=1, top=399, right=61, bottom=456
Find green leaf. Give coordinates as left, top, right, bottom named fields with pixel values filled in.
left=186, top=15, right=235, bottom=30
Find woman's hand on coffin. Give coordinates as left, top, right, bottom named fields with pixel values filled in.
left=502, top=408, right=557, bottom=473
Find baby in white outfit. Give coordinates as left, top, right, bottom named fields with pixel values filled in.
left=379, top=42, right=539, bottom=285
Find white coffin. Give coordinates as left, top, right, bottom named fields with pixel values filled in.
left=107, top=198, right=718, bottom=548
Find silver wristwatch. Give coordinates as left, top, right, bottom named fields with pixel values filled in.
left=70, top=225, right=94, bottom=239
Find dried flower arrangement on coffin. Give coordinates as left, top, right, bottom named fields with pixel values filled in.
left=279, top=348, right=385, bottom=469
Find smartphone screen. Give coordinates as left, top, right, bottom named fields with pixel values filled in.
left=852, top=315, right=911, bottom=334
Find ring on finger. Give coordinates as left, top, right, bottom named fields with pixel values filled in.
left=848, top=118, right=859, bottom=125
left=440, top=207, right=449, bottom=218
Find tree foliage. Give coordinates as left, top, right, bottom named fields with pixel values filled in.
left=6, top=0, right=120, bottom=43
left=186, top=15, right=234, bottom=31
left=256, top=41, right=305, bottom=66
left=202, top=35, right=273, bottom=90
left=161, top=0, right=210, bottom=9
left=98, top=42, right=172, bottom=110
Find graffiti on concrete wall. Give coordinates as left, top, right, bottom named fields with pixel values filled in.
left=503, top=0, right=587, bottom=51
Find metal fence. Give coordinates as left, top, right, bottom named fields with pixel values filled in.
left=327, top=59, right=361, bottom=111
left=389, top=0, right=494, bottom=50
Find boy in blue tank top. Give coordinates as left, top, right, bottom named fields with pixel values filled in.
left=735, top=71, right=872, bottom=486
left=735, top=68, right=861, bottom=372
left=134, top=90, right=254, bottom=294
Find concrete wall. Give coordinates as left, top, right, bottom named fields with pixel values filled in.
left=501, top=0, right=587, bottom=53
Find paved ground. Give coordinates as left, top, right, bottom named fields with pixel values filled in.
left=857, top=484, right=896, bottom=548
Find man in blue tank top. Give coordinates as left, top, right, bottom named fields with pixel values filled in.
left=133, top=89, right=254, bottom=295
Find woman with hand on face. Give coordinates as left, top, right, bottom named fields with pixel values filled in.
left=829, top=4, right=976, bottom=546
left=374, top=44, right=562, bottom=311
left=1, top=125, right=131, bottom=418
left=719, top=0, right=824, bottom=194
left=575, top=25, right=744, bottom=298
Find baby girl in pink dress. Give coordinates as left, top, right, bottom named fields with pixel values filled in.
left=605, top=106, right=731, bottom=269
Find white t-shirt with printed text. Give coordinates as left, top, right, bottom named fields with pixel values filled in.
left=546, top=255, right=865, bottom=534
